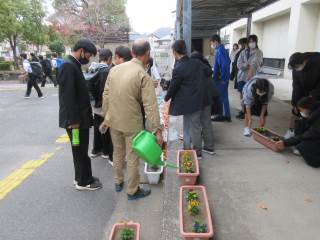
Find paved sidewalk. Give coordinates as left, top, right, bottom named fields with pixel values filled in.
left=161, top=87, right=320, bottom=240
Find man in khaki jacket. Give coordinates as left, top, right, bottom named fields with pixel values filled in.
left=101, top=39, right=163, bottom=200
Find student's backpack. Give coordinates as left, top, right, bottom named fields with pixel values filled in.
left=30, top=61, right=43, bottom=77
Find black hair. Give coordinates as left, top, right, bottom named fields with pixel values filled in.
left=115, top=46, right=132, bottom=62
left=39, top=55, right=44, bottom=60
left=20, top=53, right=27, bottom=60
left=249, top=34, right=259, bottom=49
left=210, top=34, right=221, bottom=43
left=148, top=57, right=154, bottom=67
left=52, top=53, right=57, bottom=58
left=238, top=37, right=248, bottom=45
left=132, top=41, right=150, bottom=57
left=248, top=34, right=258, bottom=43
left=99, top=48, right=113, bottom=62
left=73, top=38, right=97, bottom=56
left=252, top=78, right=270, bottom=103
left=297, top=96, right=319, bottom=111
left=191, top=51, right=212, bottom=69
left=30, top=53, right=36, bottom=57
left=288, top=52, right=313, bottom=69
left=172, top=40, right=187, bottom=55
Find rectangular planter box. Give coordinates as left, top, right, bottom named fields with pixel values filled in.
left=108, top=222, right=140, bottom=240
left=252, top=128, right=282, bottom=152
left=179, top=185, right=214, bottom=240
left=177, top=150, right=199, bottom=186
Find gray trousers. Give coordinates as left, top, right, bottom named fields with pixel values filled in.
left=183, top=106, right=214, bottom=152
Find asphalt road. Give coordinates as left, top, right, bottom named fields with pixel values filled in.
left=0, top=84, right=116, bottom=240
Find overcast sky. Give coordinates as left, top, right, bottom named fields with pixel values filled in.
left=126, top=0, right=176, bottom=33
left=44, top=0, right=176, bottom=34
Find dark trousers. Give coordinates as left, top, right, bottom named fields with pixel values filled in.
left=26, top=75, right=43, bottom=97
left=211, top=96, right=222, bottom=116
left=93, top=114, right=113, bottom=159
left=66, top=128, right=94, bottom=186
left=41, top=72, right=57, bottom=87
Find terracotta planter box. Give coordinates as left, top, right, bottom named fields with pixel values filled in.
left=252, top=128, right=282, bottom=152
left=179, top=185, right=214, bottom=240
left=108, top=222, right=140, bottom=240
left=177, top=150, right=199, bottom=186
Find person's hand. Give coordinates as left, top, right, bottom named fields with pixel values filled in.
left=153, top=80, right=158, bottom=88
left=68, top=124, right=80, bottom=129
left=275, top=140, right=285, bottom=150
left=155, top=129, right=164, bottom=146
left=100, top=122, right=109, bottom=130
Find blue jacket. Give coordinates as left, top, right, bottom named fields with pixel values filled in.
left=213, top=44, right=231, bottom=82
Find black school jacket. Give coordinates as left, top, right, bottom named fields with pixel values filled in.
left=165, top=56, right=209, bottom=116
left=292, top=53, right=320, bottom=106
left=58, top=55, right=93, bottom=129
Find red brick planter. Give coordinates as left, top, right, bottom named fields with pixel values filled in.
left=179, top=185, right=214, bottom=240
left=177, top=150, right=199, bottom=186
left=252, top=128, right=282, bottom=152
left=108, top=222, right=140, bottom=240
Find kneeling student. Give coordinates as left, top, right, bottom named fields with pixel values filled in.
left=242, top=77, right=274, bottom=136
left=276, top=97, right=320, bottom=168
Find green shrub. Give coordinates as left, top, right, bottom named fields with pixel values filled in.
left=0, top=61, right=12, bottom=71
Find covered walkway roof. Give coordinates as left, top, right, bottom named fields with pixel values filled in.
left=176, top=0, right=278, bottom=39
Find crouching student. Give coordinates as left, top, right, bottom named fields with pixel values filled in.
left=276, top=97, right=320, bottom=168
left=242, top=77, right=274, bottom=136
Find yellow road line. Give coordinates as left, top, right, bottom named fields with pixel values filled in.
left=56, top=133, right=70, bottom=143
left=0, top=132, right=69, bottom=201
left=0, top=152, right=55, bottom=200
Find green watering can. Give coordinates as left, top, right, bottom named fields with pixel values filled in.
left=132, top=130, right=176, bottom=168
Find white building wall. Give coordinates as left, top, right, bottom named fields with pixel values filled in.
left=224, top=0, right=320, bottom=100
left=261, top=13, right=290, bottom=59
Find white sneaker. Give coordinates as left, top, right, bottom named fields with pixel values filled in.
left=243, top=127, right=252, bottom=137
left=293, top=148, right=301, bottom=156
left=108, top=160, right=113, bottom=167
left=284, top=129, right=295, bottom=139
left=102, top=154, right=109, bottom=159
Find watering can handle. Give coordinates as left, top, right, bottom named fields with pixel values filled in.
left=133, top=130, right=155, bottom=143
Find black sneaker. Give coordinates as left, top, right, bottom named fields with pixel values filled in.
left=76, top=179, right=102, bottom=191
left=211, top=115, right=224, bottom=122
left=203, top=148, right=216, bottom=155
left=115, top=182, right=124, bottom=192
left=128, top=187, right=151, bottom=200
left=196, top=151, right=202, bottom=160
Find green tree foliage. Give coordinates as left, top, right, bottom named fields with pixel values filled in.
left=0, top=0, right=48, bottom=68
left=48, top=40, right=65, bottom=55
left=0, top=0, right=29, bottom=68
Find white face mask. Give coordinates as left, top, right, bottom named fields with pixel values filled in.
left=249, top=42, right=256, bottom=49
left=211, top=44, right=215, bottom=50
left=300, top=112, right=309, bottom=118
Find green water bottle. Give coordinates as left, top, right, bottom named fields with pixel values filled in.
left=72, top=128, right=80, bottom=146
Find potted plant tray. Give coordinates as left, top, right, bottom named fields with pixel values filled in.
left=108, top=222, right=140, bottom=240
left=252, top=127, right=282, bottom=152
left=144, top=154, right=164, bottom=184
left=177, top=150, right=199, bottom=186
left=179, top=185, right=214, bottom=240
